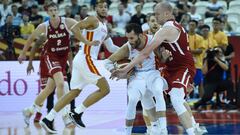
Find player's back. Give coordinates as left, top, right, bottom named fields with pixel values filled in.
left=78, top=20, right=108, bottom=60
left=160, top=20, right=195, bottom=72
left=43, top=17, right=71, bottom=58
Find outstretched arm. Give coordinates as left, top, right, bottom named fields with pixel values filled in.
left=27, top=33, right=47, bottom=75
left=122, top=26, right=179, bottom=72
left=69, top=16, right=99, bottom=46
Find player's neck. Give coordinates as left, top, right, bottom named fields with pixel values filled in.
left=96, top=15, right=105, bottom=23
left=138, top=35, right=147, bottom=50
left=50, top=17, right=60, bottom=26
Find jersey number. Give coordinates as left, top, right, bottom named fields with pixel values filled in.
left=57, top=39, right=62, bottom=46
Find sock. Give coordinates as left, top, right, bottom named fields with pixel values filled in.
left=46, top=109, right=57, bottom=121
left=191, top=116, right=196, bottom=125
left=125, top=126, right=133, bottom=135
left=186, top=127, right=195, bottom=135
left=74, top=103, right=87, bottom=114
left=159, top=117, right=167, bottom=129
left=146, top=126, right=151, bottom=133
left=151, top=121, right=158, bottom=126
left=30, top=103, right=41, bottom=113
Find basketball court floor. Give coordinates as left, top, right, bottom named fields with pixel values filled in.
left=0, top=109, right=239, bottom=135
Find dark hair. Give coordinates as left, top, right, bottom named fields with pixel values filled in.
left=31, top=5, right=38, bottom=9
left=96, top=0, right=106, bottom=5
left=125, top=23, right=143, bottom=35
left=200, top=24, right=210, bottom=30
left=213, top=17, right=222, bottom=23
left=189, top=19, right=198, bottom=26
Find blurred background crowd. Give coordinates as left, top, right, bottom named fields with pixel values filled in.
left=0, top=0, right=239, bottom=111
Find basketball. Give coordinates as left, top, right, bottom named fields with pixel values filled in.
left=114, top=59, right=134, bottom=78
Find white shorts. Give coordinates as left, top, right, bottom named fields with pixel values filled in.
left=70, top=53, right=102, bottom=90
left=128, top=70, right=168, bottom=98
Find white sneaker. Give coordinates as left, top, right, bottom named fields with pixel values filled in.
left=160, top=128, right=168, bottom=135
left=194, top=123, right=208, bottom=135
left=150, top=124, right=161, bottom=135
left=62, top=115, right=74, bottom=127
left=145, top=128, right=151, bottom=135
left=22, top=107, right=33, bottom=126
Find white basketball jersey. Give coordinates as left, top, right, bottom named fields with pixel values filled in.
left=127, top=34, right=156, bottom=72
left=78, top=20, right=108, bottom=59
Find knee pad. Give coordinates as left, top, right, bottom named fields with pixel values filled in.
left=170, top=88, right=187, bottom=115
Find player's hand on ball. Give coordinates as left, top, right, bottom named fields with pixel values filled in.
left=110, top=69, right=128, bottom=80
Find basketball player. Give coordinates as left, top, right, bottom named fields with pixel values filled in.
left=40, top=0, right=120, bottom=133
left=18, top=2, right=98, bottom=130
left=105, top=23, right=168, bottom=135
left=111, top=2, right=205, bottom=135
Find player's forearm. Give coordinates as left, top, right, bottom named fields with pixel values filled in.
left=29, top=44, right=38, bottom=62
left=68, top=51, right=73, bottom=66
left=123, top=53, right=146, bottom=72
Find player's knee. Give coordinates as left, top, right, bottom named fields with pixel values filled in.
left=72, top=89, right=81, bottom=97
left=170, top=95, right=186, bottom=115
left=56, top=81, right=64, bottom=89
left=97, top=77, right=110, bottom=96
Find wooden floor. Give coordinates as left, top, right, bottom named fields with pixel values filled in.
left=0, top=109, right=239, bottom=135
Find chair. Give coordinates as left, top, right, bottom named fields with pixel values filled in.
left=226, top=9, right=240, bottom=24
left=204, top=17, right=214, bottom=30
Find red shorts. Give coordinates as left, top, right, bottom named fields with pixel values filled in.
left=164, top=67, right=195, bottom=95
left=43, top=54, right=67, bottom=82
left=39, top=55, right=50, bottom=89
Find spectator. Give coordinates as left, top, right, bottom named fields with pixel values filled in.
left=112, top=3, right=131, bottom=30
left=0, top=15, right=19, bottom=60
left=194, top=47, right=234, bottom=109
left=0, top=0, right=12, bottom=26
left=200, top=25, right=218, bottom=50
left=220, top=15, right=233, bottom=33
left=20, top=13, right=35, bottom=39
left=70, top=0, right=81, bottom=15
left=209, top=17, right=228, bottom=50
left=205, top=0, right=224, bottom=18
left=120, top=0, right=135, bottom=16
left=188, top=20, right=205, bottom=98
left=188, top=5, right=201, bottom=21
left=18, top=0, right=31, bottom=15
left=29, top=5, right=43, bottom=28
left=130, top=4, right=147, bottom=26
left=141, top=13, right=151, bottom=33
left=176, top=0, right=191, bottom=20
left=11, top=4, right=22, bottom=27
left=224, top=43, right=236, bottom=107
left=79, top=5, right=89, bottom=20
left=63, top=5, right=75, bottom=18
left=196, top=19, right=204, bottom=34
left=143, top=13, right=160, bottom=35
left=179, top=13, right=191, bottom=31
left=173, top=7, right=181, bottom=22
left=107, top=23, right=118, bottom=37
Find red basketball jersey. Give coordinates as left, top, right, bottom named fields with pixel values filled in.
left=160, top=20, right=195, bottom=73
left=43, top=17, right=71, bottom=58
